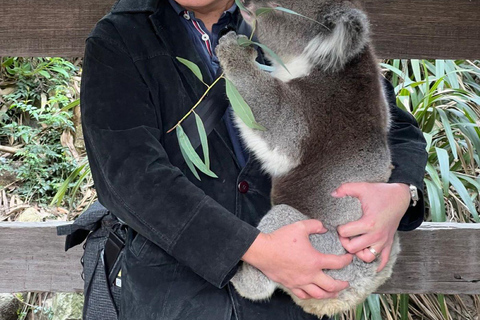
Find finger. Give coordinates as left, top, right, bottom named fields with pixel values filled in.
left=331, top=182, right=367, bottom=198
left=355, top=246, right=381, bottom=263
left=337, top=218, right=372, bottom=238
left=318, top=253, right=353, bottom=270
left=301, top=284, right=338, bottom=300
left=377, top=244, right=392, bottom=272
left=340, top=234, right=381, bottom=254
left=291, top=288, right=313, bottom=300
left=299, top=219, right=328, bottom=235
left=313, top=272, right=350, bottom=293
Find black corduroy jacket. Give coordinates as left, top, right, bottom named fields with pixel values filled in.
left=80, top=0, right=428, bottom=319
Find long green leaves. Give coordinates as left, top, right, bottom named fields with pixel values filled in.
left=382, top=59, right=480, bottom=223
left=176, top=124, right=217, bottom=179
left=176, top=57, right=206, bottom=86
left=225, top=78, right=266, bottom=131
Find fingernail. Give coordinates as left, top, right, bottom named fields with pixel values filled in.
left=331, top=190, right=338, bottom=197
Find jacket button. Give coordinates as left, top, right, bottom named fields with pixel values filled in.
left=238, top=181, right=249, bottom=194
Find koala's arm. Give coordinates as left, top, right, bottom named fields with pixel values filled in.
left=382, top=78, right=428, bottom=231
left=216, top=32, right=297, bottom=125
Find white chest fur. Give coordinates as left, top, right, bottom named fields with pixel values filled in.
left=233, top=115, right=299, bottom=177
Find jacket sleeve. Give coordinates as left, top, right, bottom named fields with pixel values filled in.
left=80, top=25, right=259, bottom=288
left=382, top=77, right=428, bottom=231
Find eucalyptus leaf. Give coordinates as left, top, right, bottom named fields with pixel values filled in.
left=194, top=112, right=210, bottom=169
left=234, top=0, right=250, bottom=13
left=237, top=37, right=253, bottom=47
left=176, top=57, right=205, bottom=85
left=275, top=7, right=330, bottom=30
left=251, top=41, right=289, bottom=73
left=176, top=125, right=218, bottom=178
left=255, top=7, right=274, bottom=16
left=225, top=78, right=266, bottom=131
left=179, top=139, right=201, bottom=181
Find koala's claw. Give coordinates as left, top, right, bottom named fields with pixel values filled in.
left=216, top=31, right=257, bottom=71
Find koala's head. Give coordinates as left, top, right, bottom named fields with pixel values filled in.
left=241, top=0, right=369, bottom=71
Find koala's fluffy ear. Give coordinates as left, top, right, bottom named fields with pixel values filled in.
left=310, top=6, right=370, bottom=71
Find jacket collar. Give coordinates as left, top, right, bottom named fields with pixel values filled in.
left=111, top=0, right=251, bottom=168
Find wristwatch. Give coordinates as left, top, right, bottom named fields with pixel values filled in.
left=409, top=184, right=419, bottom=207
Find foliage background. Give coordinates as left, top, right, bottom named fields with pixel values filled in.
left=0, top=56, right=479, bottom=319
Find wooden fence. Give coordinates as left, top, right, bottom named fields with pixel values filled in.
left=1, top=0, right=480, bottom=294
left=1, top=222, right=480, bottom=293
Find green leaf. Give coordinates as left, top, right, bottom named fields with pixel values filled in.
left=455, top=173, right=480, bottom=194
left=449, top=172, right=479, bottom=222
left=355, top=303, right=363, bottom=320
left=38, top=70, right=51, bottom=78
left=426, top=162, right=442, bottom=189
left=435, top=147, right=450, bottom=196
left=60, top=99, right=80, bottom=112
left=176, top=57, right=205, bottom=85
left=423, top=132, right=433, bottom=151
left=411, top=59, right=422, bottom=84
left=225, top=78, right=266, bottom=131
left=1, top=57, right=14, bottom=67
left=400, top=294, right=409, bottom=320
left=235, top=0, right=250, bottom=13
left=425, top=178, right=446, bottom=222
left=251, top=41, right=289, bottom=73
left=274, top=7, right=330, bottom=30
left=194, top=112, right=210, bottom=169
left=437, top=108, right=458, bottom=160
left=366, top=295, right=382, bottom=320
left=50, top=66, right=69, bottom=78
left=237, top=37, right=253, bottom=47
left=437, top=294, right=449, bottom=319
left=179, top=139, right=201, bottom=181
left=436, top=60, right=445, bottom=90
left=176, top=125, right=217, bottom=178
left=255, top=7, right=274, bottom=16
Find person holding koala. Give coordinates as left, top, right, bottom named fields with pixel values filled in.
left=80, top=0, right=428, bottom=319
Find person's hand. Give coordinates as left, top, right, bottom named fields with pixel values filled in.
left=242, top=220, right=353, bottom=300
left=332, top=182, right=410, bottom=272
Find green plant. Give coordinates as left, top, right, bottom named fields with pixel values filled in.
left=382, top=59, right=480, bottom=223
left=0, top=57, right=82, bottom=205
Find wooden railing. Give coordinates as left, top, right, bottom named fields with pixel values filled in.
left=1, top=222, right=479, bottom=293
left=0, top=0, right=479, bottom=294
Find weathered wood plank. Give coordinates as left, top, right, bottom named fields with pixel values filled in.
left=1, top=222, right=480, bottom=293
left=0, top=222, right=84, bottom=293
left=378, top=223, right=480, bottom=294
left=0, top=0, right=479, bottom=58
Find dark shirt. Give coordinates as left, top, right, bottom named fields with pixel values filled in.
left=168, top=0, right=249, bottom=167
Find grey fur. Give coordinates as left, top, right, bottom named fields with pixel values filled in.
left=216, top=0, right=399, bottom=317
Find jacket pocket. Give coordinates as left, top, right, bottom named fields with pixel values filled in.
left=128, top=231, right=177, bottom=266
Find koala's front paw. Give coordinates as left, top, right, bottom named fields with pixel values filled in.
left=216, top=31, right=256, bottom=74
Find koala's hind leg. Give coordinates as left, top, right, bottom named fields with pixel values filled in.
left=231, top=204, right=310, bottom=300
left=230, top=262, right=276, bottom=300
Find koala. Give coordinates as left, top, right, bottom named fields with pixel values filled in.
left=216, top=0, right=401, bottom=317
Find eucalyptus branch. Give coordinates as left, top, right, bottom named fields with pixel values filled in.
left=166, top=72, right=225, bottom=133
